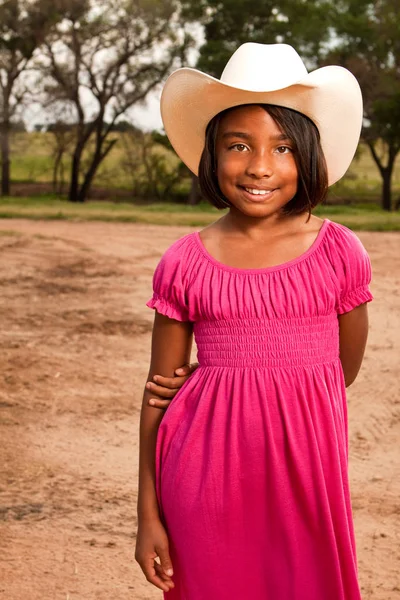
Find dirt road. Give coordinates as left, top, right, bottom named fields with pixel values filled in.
left=0, top=219, right=399, bottom=599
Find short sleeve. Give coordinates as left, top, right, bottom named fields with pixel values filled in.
left=334, top=224, right=374, bottom=315
left=146, top=237, right=190, bottom=322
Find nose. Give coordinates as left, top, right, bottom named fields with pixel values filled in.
left=245, top=151, right=273, bottom=178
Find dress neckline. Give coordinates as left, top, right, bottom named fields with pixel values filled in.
left=193, top=218, right=331, bottom=274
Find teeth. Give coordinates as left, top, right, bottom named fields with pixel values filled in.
left=244, top=188, right=272, bottom=195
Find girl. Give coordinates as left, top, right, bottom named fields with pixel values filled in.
left=135, top=43, right=373, bottom=599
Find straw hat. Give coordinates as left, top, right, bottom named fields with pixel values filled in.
left=160, top=42, right=363, bottom=185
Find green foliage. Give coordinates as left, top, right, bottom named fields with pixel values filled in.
left=332, top=0, right=400, bottom=64
left=0, top=0, right=61, bottom=59
left=118, top=129, right=189, bottom=200
left=182, top=0, right=334, bottom=76
left=325, top=0, right=400, bottom=208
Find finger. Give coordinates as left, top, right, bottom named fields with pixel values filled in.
left=156, top=544, right=174, bottom=578
left=176, top=362, right=199, bottom=376
left=164, top=372, right=194, bottom=387
left=148, top=398, right=172, bottom=409
left=146, top=382, right=176, bottom=398
left=154, top=562, right=175, bottom=586
left=143, top=558, right=173, bottom=593
left=151, top=374, right=183, bottom=390
left=174, top=362, right=192, bottom=376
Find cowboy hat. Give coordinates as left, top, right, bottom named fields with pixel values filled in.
left=160, top=42, right=363, bottom=186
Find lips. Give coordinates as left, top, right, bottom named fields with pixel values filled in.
left=243, top=187, right=274, bottom=196
left=239, top=185, right=277, bottom=198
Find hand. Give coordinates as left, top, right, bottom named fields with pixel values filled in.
left=135, top=518, right=175, bottom=593
left=146, top=362, right=199, bottom=409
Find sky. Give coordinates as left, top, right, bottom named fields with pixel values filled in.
left=23, top=24, right=204, bottom=133
left=25, top=85, right=167, bottom=132
left=129, top=91, right=165, bottom=132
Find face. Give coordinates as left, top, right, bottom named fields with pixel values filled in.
left=215, top=105, right=298, bottom=219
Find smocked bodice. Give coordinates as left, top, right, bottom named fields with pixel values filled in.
left=194, top=314, right=339, bottom=368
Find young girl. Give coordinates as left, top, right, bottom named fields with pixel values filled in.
left=135, top=43, right=373, bottom=599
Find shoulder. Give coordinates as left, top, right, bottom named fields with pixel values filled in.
left=324, top=220, right=372, bottom=276
left=325, top=220, right=373, bottom=313
left=153, top=232, right=199, bottom=286
left=324, top=219, right=372, bottom=279
left=148, top=233, right=197, bottom=321
left=326, top=219, right=369, bottom=254
left=161, top=231, right=195, bottom=255
left=157, top=232, right=196, bottom=265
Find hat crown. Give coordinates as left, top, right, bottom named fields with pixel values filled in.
left=220, top=43, right=308, bottom=92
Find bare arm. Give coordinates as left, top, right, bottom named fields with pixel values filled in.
left=138, top=311, right=193, bottom=522
left=338, top=303, right=369, bottom=387
left=135, top=312, right=193, bottom=592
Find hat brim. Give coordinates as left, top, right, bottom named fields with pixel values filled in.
left=160, top=65, right=363, bottom=186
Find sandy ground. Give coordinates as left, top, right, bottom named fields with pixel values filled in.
left=0, top=218, right=399, bottom=600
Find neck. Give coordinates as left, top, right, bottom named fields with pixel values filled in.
left=221, top=207, right=309, bottom=238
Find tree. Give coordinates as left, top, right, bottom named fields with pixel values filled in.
left=326, top=0, right=400, bottom=211
left=0, top=0, right=60, bottom=195
left=41, top=0, right=195, bottom=202
left=183, top=0, right=333, bottom=78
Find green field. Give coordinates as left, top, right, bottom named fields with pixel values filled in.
left=0, top=195, right=399, bottom=230
left=10, top=131, right=400, bottom=202
left=3, top=131, right=400, bottom=230
left=11, top=131, right=179, bottom=194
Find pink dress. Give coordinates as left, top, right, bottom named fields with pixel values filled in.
left=146, top=218, right=373, bottom=600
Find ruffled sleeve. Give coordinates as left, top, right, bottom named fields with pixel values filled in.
left=146, top=235, right=191, bottom=322
left=332, top=223, right=374, bottom=315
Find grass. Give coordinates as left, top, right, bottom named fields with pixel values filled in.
left=3, top=132, right=400, bottom=230
left=10, top=131, right=179, bottom=190
left=0, top=195, right=399, bottom=230
left=9, top=131, right=400, bottom=198
left=0, top=196, right=220, bottom=226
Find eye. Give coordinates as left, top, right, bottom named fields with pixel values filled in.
left=276, top=145, right=292, bottom=154
left=230, top=143, right=249, bottom=152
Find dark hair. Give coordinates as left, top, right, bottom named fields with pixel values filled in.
left=198, top=104, right=328, bottom=219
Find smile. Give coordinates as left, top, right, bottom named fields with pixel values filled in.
left=239, top=186, right=277, bottom=201
left=243, top=188, right=274, bottom=196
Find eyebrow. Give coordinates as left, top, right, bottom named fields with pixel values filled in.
left=221, top=131, right=291, bottom=141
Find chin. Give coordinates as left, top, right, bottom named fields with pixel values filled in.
left=235, top=202, right=281, bottom=217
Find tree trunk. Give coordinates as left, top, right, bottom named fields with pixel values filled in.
left=188, top=173, right=201, bottom=205
left=0, top=122, right=10, bottom=196
left=381, top=169, right=392, bottom=212
left=366, top=140, right=397, bottom=212
left=77, top=158, right=100, bottom=203
left=77, top=138, right=117, bottom=203
left=68, top=150, right=82, bottom=202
